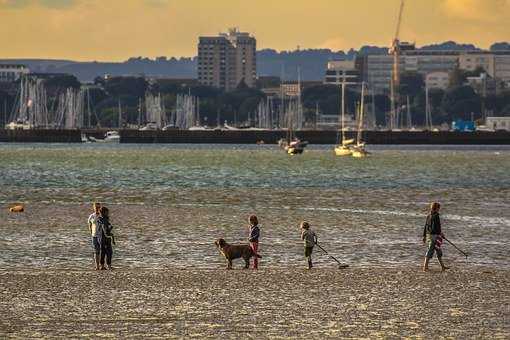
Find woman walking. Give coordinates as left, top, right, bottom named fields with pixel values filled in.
left=97, top=206, right=115, bottom=270
left=422, top=202, right=449, bottom=272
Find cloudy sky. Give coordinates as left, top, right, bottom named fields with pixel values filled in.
left=0, top=0, right=508, bottom=61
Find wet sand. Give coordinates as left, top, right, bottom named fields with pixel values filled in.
left=1, top=267, right=509, bottom=338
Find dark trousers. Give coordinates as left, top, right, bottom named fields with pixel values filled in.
left=92, top=237, right=100, bottom=255
left=100, top=238, right=113, bottom=266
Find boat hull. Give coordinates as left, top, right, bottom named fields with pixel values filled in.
left=287, top=147, right=304, bottom=155
left=334, top=146, right=352, bottom=156
left=352, top=148, right=369, bottom=158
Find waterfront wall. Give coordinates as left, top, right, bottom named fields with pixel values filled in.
left=0, top=129, right=509, bottom=144
left=119, top=129, right=510, bottom=145
left=0, top=129, right=82, bottom=143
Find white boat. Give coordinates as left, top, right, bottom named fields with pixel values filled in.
left=139, top=122, right=158, bottom=131
left=222, top=123, right=240, bottom=130
left=5, top=120, right=33, bottom=130
left=103, top=131, right=120, bottom=143
left=477, top=125, right=495, bottom=132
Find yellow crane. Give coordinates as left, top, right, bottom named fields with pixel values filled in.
left=389, top=0, right=405, bottom=130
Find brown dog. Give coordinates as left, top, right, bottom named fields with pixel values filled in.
left=9, top=205, right=24, bottom=213
left=214, top=238, right=261, bottom=269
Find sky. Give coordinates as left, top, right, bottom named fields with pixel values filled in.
left=0, top=0, right=509, bottom=61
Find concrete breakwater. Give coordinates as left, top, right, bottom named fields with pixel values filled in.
left=0, top=129, right=82, bottom=143
left=0, top=128, right=509, bottom=144
left=120, top=129, right=510, bottom=145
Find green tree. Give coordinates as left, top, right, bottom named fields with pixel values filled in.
left=302, top=84, right=357, bottom=118
left=400, top=71, right=424, bottom=98
left=104, top=77, right=148, bottom=98
left=44, top=74, right=81, bottom=97
left=441, top=85, right=481, bottom=121
left=501, top=104, right=510, bottom=116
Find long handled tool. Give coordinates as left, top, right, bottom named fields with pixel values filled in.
left=443, top=236, right=468, bottom=259
left=315, top=242, right=349, bottom=269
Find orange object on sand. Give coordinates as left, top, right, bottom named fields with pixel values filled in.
left=9, top=205, right=24, bottom=213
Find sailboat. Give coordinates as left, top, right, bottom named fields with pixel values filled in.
left=334, top=80, right=354, bottom=156
left=281, top=68, right=308, bottom=155
left=351, top=82, right=370, bottom=158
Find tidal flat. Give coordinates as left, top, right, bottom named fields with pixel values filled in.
left=1, top=268, right=509, bottom=338
left=1, top=144, right=510, bottom=337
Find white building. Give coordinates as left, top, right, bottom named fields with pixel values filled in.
left=486, top=116, right=510, bottom=131
left=495, top=53, right=510, bottom=86
left=316, top=113, right=357, bottom=130
left=459, top=53, right=495, bottom=77
left=360, top=49, right=510, bottom=94
left=324, top=60, right=359, bottom=86
left=425, top=71, right=449, bottom=90
left=0, top=64, right=29, bottom=82
left=361, top=51, right=458, bottom=94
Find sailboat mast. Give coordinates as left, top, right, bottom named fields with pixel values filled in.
left=356, top=82, right=365, bottom=145
left=138, top=97, right=142, bottom=128
left=341, top=80, right=346, bottom=143
left=118, top=99, right=121, bottom=129
left=406, top=95, right=411, bottom=129
left=87, top=87, right=91, bottom=128
left=425, top=85, right=430, bottom=130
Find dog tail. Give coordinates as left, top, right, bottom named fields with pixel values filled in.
left=255, top=253, right=262, bottom=258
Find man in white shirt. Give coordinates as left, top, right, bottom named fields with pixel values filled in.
left=88, top=202, right=101, bottom=270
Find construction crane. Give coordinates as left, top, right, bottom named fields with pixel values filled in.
left=389, top=0, right=405, bottom=130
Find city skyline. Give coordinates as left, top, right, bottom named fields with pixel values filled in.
left=0, top=0, right=509, bottom=61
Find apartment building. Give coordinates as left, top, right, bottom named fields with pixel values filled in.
left=197, top=28, right=256, bottom=92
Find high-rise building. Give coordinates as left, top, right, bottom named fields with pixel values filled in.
left=197, top=28, right=256, bottom=92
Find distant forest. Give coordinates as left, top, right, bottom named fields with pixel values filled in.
left=1, top=41, right=509, bottom=82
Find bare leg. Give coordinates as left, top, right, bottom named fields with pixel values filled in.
left=94, top=253, right=100, bottom=270
left=438, top=257, right=449, bottom=271
left=423, top=257, right=430, bottom=272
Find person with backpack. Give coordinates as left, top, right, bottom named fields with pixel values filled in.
left=422, top=202, right=449, bottom=272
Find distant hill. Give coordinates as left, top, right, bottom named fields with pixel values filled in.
left=419, top=41, right=480, bottom=51
left=490, top=42, right=510, bottom=51
left=1, top=41, right=507, bottom=82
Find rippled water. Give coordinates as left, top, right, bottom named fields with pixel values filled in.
left=1, top=143, right=509, bottom=270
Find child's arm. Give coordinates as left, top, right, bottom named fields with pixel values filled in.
left=87, top=215, right=93, bottom=234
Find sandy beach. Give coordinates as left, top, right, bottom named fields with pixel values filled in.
left=1, top=267, right=509, bottom=338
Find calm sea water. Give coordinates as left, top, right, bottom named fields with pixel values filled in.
left=1, top=143, right=509, bottom=269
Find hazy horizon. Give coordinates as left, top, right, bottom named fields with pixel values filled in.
left=0, top=0, right=509, bottom=61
